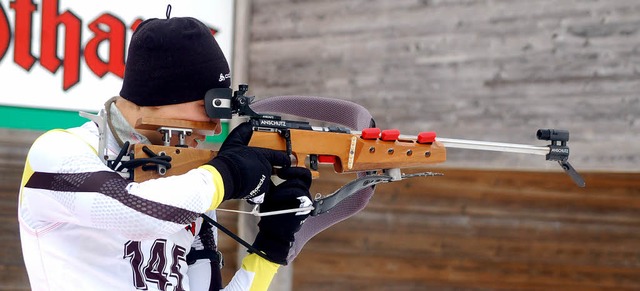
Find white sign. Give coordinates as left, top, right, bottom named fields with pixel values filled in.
left=0, top=0, right=235, bottom=112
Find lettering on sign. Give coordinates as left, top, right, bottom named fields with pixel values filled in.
left=0, top=0, right=219, bottom=91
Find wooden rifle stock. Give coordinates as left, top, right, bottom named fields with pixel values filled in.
left=132, top=118, right=446, bottom=182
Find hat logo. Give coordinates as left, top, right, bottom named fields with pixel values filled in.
left=219, top=73, right=231, bottom=82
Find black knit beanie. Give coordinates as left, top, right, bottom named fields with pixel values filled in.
left=120, top=17, right=231, bottom=106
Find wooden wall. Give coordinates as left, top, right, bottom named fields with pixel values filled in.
left=247, top=0, right=640, bottom=172
left=0, top=129, right=41, bottom=290
left=244, top=0, right=640, bottom=289
left=293, top=167, right=640, bottom=290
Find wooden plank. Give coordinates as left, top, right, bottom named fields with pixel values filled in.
left=294, top=251, right=640, bottom=291
left=292, top=168, right=640, bottom=290
left=248, top=0, right=640, bottom=172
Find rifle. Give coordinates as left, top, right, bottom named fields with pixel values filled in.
left=121, top=84, right=585, bottom=217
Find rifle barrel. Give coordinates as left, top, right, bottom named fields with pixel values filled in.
left=436, top=137, right=549, bottom=156
left=351, top=131, right=551, bottom=156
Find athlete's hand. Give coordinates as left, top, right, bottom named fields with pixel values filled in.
left=207, top=123, right=290, bottom=201
left=252, top=167, right=312, bottom=265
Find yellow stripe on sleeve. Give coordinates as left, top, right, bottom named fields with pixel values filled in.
left=198, top=164, right=225, bottom=210
left=18, top=159, right=34, bottom=206
left=241, top=253, right=280, bottom=291
left=19, top=129, right=76, bottom=205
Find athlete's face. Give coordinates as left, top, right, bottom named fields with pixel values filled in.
left=141, top=100, right=221, bottom=147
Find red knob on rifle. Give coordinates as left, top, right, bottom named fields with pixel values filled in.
left=380, top=129, right=400, bottom=141
left=417, top=131, right=437, bottom=144
left=361, top=128, right=381, bottom=140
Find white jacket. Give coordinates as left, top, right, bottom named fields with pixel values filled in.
left=18, top=108, right=278, bottom=291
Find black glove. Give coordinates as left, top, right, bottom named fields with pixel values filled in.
left=208, top=123, right=290, bottom=201
left=252, top=167, right=312, bottom=265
